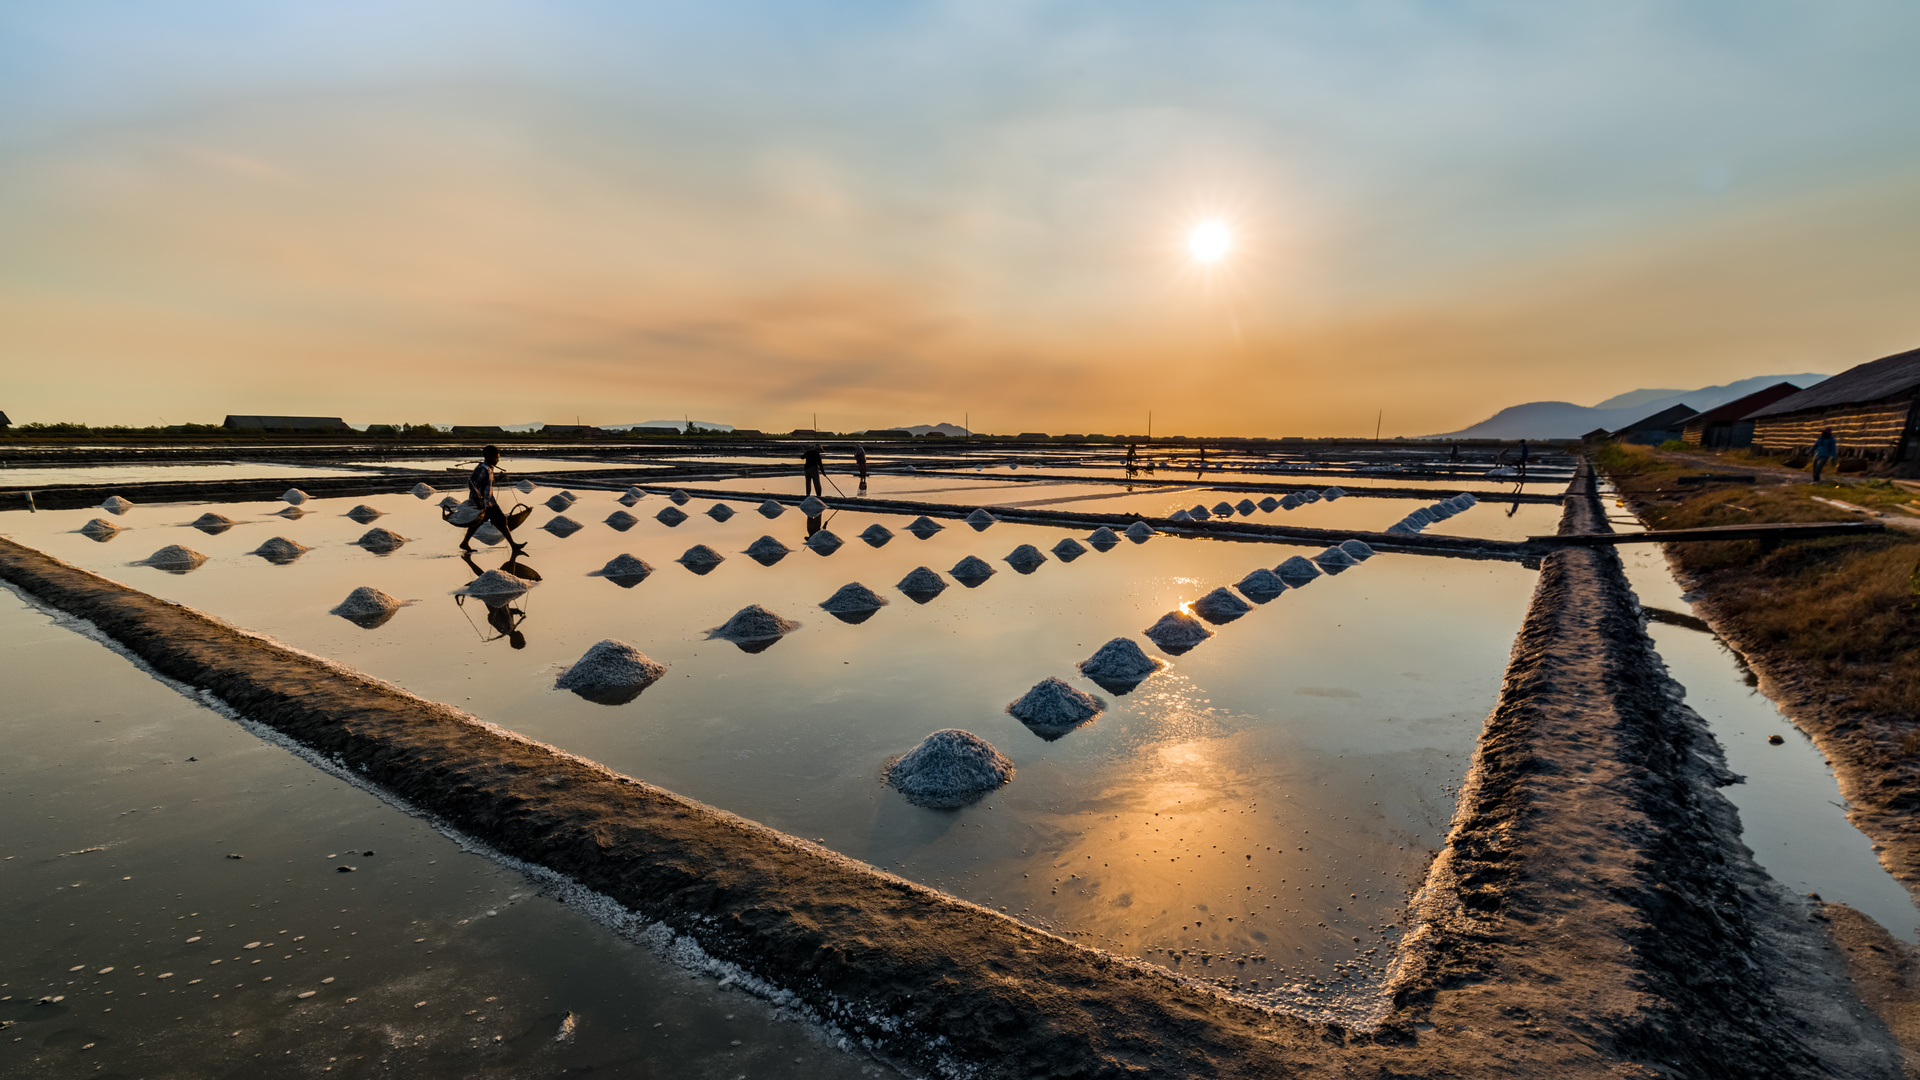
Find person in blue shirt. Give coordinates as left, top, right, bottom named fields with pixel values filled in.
left=460, top=444, right=524, bottom=553
left=1811, top=428, right=1838, bottom=482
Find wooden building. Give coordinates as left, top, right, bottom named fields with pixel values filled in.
left=1611, top=404, right=1698, bottom=445
left=222, top=414, right=351, bottom=433
left=1748, top=346, right=1920, bottom=461
left=1679, top=382, right=1803, bottom=449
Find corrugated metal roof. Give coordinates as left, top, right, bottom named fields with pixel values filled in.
left=1747, top=346, right=1920, bottom=418
left=1684, top=382, right=1804, bottom=426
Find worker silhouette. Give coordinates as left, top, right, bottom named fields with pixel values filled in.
left=802, top=443, right=825, bottom=498
left=459, top=445, right=524, bottom=554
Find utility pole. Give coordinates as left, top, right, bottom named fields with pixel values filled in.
left=1375, top=410, right=1382, bottom=442
left=1148, top=411, right=1152, bottom=440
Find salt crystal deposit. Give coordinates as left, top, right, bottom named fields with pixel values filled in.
left=860, top=523, right=894, bottom=547
left=555, top=639, right=666, bottom=705
left=1211, top=501, right=1235, bottom=517
left=677, top=544, right=725, bottom=570
left=1322, top=487, right=1347, bottom=500
left=1313, top=545, right=1358, bottom=574
left=251, top=536, right=310, bottom=563
left=605, top=510, right=639, bottom=531
left=142, top=544, right=208, bottom=571
left=1276, top=555, right=1322, bottom=586
left=1236, top=568, right=1287, bottom=603
left=1143, top=610, right=1214, bottom=653
left=1235, top=499, right=1257, bottom=515
left=757, top=499, right=786, bottom=519
left=656, top=506, right=689, bottom=526
left=617, top=492, right=642, bottom=507
left=744, top=535, right=791, bottom=565
left=897, top=566, right=948, bottom=599
left=101, top=495, right=133, bottom=514
left=1409, top=507, right=1437, bottom=525
left=473, top=522, right=505, bottom=545
left=332, top=587, right=405, bottom=628
left=1192, top=586, right=1253, bottom=624
left=1076, top=637, right=1166, bottom=693
left=1257, top=497, right=1280, bottom=512
left=448, top=504, right=479, bottom=527
left=670, top=490, right=691, bottom=505
left=821, top=582, right=888, bottom=614
left=799, top=496, right=827, bottom=516
left=707, top=503, right=735, bottom=521
left=1086, top=526, right=1120, bottom=550
left=708, top=604, right=800, bottom=646
left=346, top=504, right=383, bottom=524
left=439, top=495, right=463, bottom=510
left=1301, top=490, right=1322, bottom=503
left=1456, top=492, right=1478, bottom=507
left=805, top=529, right=843, bottom=554
left=540, top=515, right=580, bottom=537
left=950, top=555, right=995, bottom=584
left=1341, top=539, right=1376, bottom=561
left=356, top=527, right=410, bottom=552
left=1052, top=537, right=1088, bottom=560
left=191, top=512, right=237, bottom=533
left=1279, top=494, right=1301, bottom=510
left=1385, top=521, right=1419, bottom=536
left=281, top=488, right=310, bottom=505
left=1125, top=520, right=1156, bottom=542
left=592, top=553, right=655, bottom=579
left=410, top=483, right=436, bottom=499
left=885, top=729, right=1013, bottom=808
left=625, top=486, right=647, bottom=500
left=1004, top=544, right=1046, bottom=572
left=79, top=518, right=122, bottom=540
left=1188, top=505, right=1212, bottom=520
left=516, top=480, right=537, bottom=494
left=278, top=506, right=308, bottom=519
left=544, top=494, right=573, bottom=512
left=906, top=516, right=944, bottom=538
left=553, top=491, right=576, bottom=505
left=464, top=569, right=532, bottom=597
left=1007, top=677, right=1104, bottom=740
left=965, top=508, right=997, bottom=530
left=1167, top=510, right=1194, bottom=523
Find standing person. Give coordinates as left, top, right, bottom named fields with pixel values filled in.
left=802, top=443, right=825, bottom=498
left=1517, top=439, right=1530, bottom=479
left=853, top=443, right=868, bottom=480
left=1811, top=428, right=1838, bottom=482
left=459, top=444, right=523, bottom=554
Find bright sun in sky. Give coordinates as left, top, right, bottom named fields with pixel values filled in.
left=1187, top=220, right=1232, bottom=265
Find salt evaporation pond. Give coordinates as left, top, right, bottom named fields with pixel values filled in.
left=2, top=483, right=1537, bottom=1014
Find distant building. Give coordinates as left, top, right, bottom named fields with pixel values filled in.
left=222, top=415, right=351, bottom=433
left=1610, top=404, right=1698, bottom=445
left=1679, top=382, right=1803, bottom=449
left=450, top=425, right=506, bottom=436
left=538, top=424, right=601, bottom=437
left=1748, top=346, right=1920, bottom=461
left=1015, top=432, right=1049, bottom=441
left=0, top=411, right=10, bottom=430
left=1580, top=427, right=1612, bottom=443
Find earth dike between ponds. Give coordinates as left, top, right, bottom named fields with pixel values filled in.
left=0, top=463, right=1895, bottom=1079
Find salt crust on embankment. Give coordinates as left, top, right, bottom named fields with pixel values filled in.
left=0, top=496, right=1897, bottom=1078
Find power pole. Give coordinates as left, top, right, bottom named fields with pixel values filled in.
left=1375, top=410, right=1382, bottom=442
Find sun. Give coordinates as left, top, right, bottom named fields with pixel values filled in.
left=1187, top=220, right=1232, bottom=265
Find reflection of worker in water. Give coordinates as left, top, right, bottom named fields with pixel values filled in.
left=853, top=443, right=868, bottom=493
left=802, top=443, right=825, bottom=498
left=484, top=602, right=528, bottom=649
left=806, top=513, right=823, bottom=539
left=460, top=445, right=524, bottom=554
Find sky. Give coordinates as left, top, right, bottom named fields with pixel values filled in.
left=2, top=1, right=1917, bottom=436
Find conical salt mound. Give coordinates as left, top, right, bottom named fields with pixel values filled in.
left=1322, top=487, right=1347, bottom=500
left=515, top=480, right=537, bottom=494
left=464, top=569, right=532, bottom=596
left=101, top=496, right=133, bottom=514
left=1086, top=526, right=1120, bottom=550
left=142, top=544, right=208, bottom=572
left=558, top=491, right=579, bottom=504
left=860, top=523, right=894, bottom=547
left=745, top=535, right=791, bottom=558
left=885, top=729, right=1014, bottom=808
left=191, top=512, right=236, bottom=533
left=707, top=503, right=735, bottom=521
left=1236, top=568, right=1286, bottom=603
left=617, top=492, right=642, bottom=507
left=798, top=496, right=827, bottom=516
left=1257, top=497, right=1280, bottom=512
left=1052, top=537, right=1087, bottom=561
left=897, top=566, right=948, bottom=600
left=543, top=515, right=583, bottom=537
left=473, top=522, right=505, bottom=546
left=1004, top=544, right=1046, bottom=573
left=1192, top=586, right=1253, bottom=624
left=677, top=544, right=725, bottom=569
left=1007, top=677, right=1104, bottom=740
left=79, top=518, right=122, bottom=540
left=1279, top=494, right=1302, bottom=510
left=1143, top=610, right=1213, bottom=654
left=544, top=494, right=573, bottom=512
left=757, top=499, right=786, bottom=518
left=281, top=488, right=310, bottom=505
left=669, top=490, right=691, bottom=505
left=625, top=486, right=647, bottom=500
left=1124, top=520, right=1156, bottom=542
left=1313, top=545, right=1358, bottom=573
left=332, top=586, right=405, bottom=628
left=357, top=527, right=409, bottom=552
left=1455, top=492, right=1478, bottom=507
left=656, top=506, right=689, bottom=526
left=1077, top=637, right=1166, bottom=694
left=556, top=639, right=667, bottom=705
left=605, top=510, right=639, bottom=531
left=1211, top=501, right=1235, bottom=517
left=821, top=582, right=888, bottom=613
left=1235, top=499, right=1257, bottom=515
left=1385, top=521, right=1418, bottom=536
left=1276, top=555, right=1322, bottom=586
left=593, top=553, right=655, bottom=579
left=805, top=529, right=843, bottom=554
left=965, top=508, right=997, bottom=530
left=1188, top=505, right=1212, bottom=520
left=708, top=604, right=800, bottom=644
left=1167, top=510, right=1193, bottom=523
left=346, top=504, right=383, bottom=524
left=906, top=516, right=944, bottom=538
left=950, top=555, right=995, bottom=585
left=448, top=503, right=482, bottom=526
left=410, top=483, right=436, bottom=499
left=1340, top=539, right=1376, bottom=561
left=252, top=536, right=310, bottom=564
left=278, top=506, right=307, bottom=519
left=1409, top=507, right=1437, bottom=525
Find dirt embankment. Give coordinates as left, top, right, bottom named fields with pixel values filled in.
left=0, top=465, right=1900, bottom=1078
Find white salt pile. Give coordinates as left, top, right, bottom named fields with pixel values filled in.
left=1341, top=539, right=1376, bottom=561
left=79, top=518, right=122, bottom=539
left=1188, top=505, right=1212, bottom=520
left=346, top=504, right=383, bottom=524
left=1456, top=492, right=1478, bottom=507
left=1279, top=494, right=1301, bottom=510
left=670, top=490, right=691, bottom=505
left=473, top=522, right=505, bottom=545
left=744, top=535, right=791, bottom=562
left=906, top=516, right=944, bottom=537
left=278, top=506, right=307, bottom=519
left=1125, top=520, right=1156, bottom=542
left=544, top=515, right=583, bottom=537
left=252, top=536, right=310, bottom=562
left=356, top=527, right=410, bottom=552
left=677, top=544, right=725, bottom=569
left=448, top=504, right=482, bottom=526
left=1143, top=610, right=1213, bottom=652
left=281, top=488, right=310, bottom=505
left=1007, top=677, right=1104, bottom=738
left=556, top=490, right=577, bottom=504
left=1192, top=586, right=1253, bottom=623
left=1257, top=496, right=1280, bottom=512
left=1235, top=499, right=1257, bottom=515
left=1301, top=490, right=1322, bottom=504
left=1086, top=526, right=1120, bottom=550
left=410, top=483, right=436, bottom=499
left=593, top=553, right=655, bottom=579
left=555, top=639, right=666, bottom=704
left=1167, top=509, right=1194, bottom=523
left=860, top=523, right=894, bottom=547
left=950, top=555, right=995, bottom=583
left=516, top=480, right=537, bottom=494
left=464, top=569, right=532, bottom=597
left=142, top=544, right=208, bottom=571
left=821, top=582, right=889, bottom=613
left=1077, top=637, right=1166, bottom=688
left=1052, top=537, right=1087, bottom=560
left=1004, top=544, right=1046, bottom=572
left=965, top=508, right=997, bottom=530
left=544, top=494, right=573, bottom=512
left=806, top=529, right=843, bottom=553
left=885, top=729, right=1013, bottom=808
left=799, top=496, right=827, bottom=516
left=1276, top=555, right=1322, bottom=586
left=101, top=495, right=134, bottom=514
left=617, top=492, right=642, bottom=507
left=1386, top=521, right=1419, bottom=536
left=707, top=503, right=735, bottom=521
left=331, top=586, right=404, bottom=622
left=656, top=506, right=689, bottom=526
left=1323, top=487, right=1347, bottom=500
left=1312, top=545, right=1357, bottom=573
left=1236, top=568, right=1287, bottom=602
left=605, top=510, right=639, bottom=531
left=1409, top=507, right=1437, bottom=525
left=708, top=604, right=800, bottom=642
left=757, top=499, right=786, bottom=518
left=625, top=486, right=647, bottom=500
left=897, top=566, right=948, bottom=596
left=191, top=512, right=237, bottom=531
left=1211, top=501, right=1235, bottom=516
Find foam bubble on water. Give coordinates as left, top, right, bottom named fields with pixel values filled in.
left=1004, top=544, right=1046, bottom=572
left=905, top=516, right=943, bottom=538
left=1125, top=520, right=1156, bottom=542
left=799, top=496, right=827, bottom=516
left=592, top=553, right=655, bottom=579
left=821, top=582, right=888, bottom=613
left=142, top=544, right=208, bottom=571
left=543, top=515, right=583, bottom=537
left=605, top=510, right=639, bottom=531
left=1143, top=610, right=1213, bottom=652
left=1007, top=677, right=1103, bottom=739
left=555, top=639, right=667, bottom=705
left=949, top=555, right=994, bottom=584
left=101, top=496, right=133, bottom=514
left=252, top=536, right=310, bottom=563
left=1236, top=568, right=1287, bottom=603
left=281, top=488, right=310, bottom=505
left=859, top=523, right=893, bottom=547
left=656, top=506, right=689, bottom=526
left=410, top=483, right=436, bottom=499
left=1192, top=586, right=1253, bottom=624
left=896, top=566, right=948, bottom=597
left=708, top=503, right=735, bottom=521
left=708, top=604, right=799, bottom=642
left=346, top=504, right=383, bottom=524
left=677, top=544, right=725, bottom=569
left=885, top=729, right=1013, bottom=808
left=757, top=499, right=785, bottom=518
left=805, top=529, right=843, bottom=554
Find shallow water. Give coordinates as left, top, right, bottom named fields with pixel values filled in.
left=0, top=588, right=891, bottom=1079
left=0, top=462, right=404, bottom=489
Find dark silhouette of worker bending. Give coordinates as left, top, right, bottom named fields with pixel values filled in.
left=802, top=443, right=825, bottom=498
left=459, top=444, right=524, bottom=554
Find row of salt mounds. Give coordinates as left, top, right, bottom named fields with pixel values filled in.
left=950, top=554, right=994, bottom=585
left=821, top=582, right=888, bottom=623
left=281, top=488, right=310, bottom=505
left=744, top=535, right=791, bottom=565
left=1191, top=586, right=1252, bottom=625
left=463, top=568, right=532, bottom=599
left=656, top=505, right=689, bottom=526
left=141, top=544, right=207, bottom=571
left=556, top=639, right=667, bottom=705
left=1322, top=486, right=1347, bottom=500
left=677, top=544, right=725, bottom=572
left=332, top=586, right=406, bottom=629
left=79, top=518, right=123, bottom=540
left=252, top=536, right=310, bottom=564
left=1235, top=498, right=1257, bottom=515
left=707, top=503, right=734, bottom=522
left=965, top=508, right=997, bottom=531
left=707, top=604, right=799, bottom=653
left=885, top=729, right=1013, bottom=808
left=1125, top=520, right=1156, bottom=542
left=1276, top=554, right=1322, bottom=587
left=544, top=515, right=584, bottom=537
left=191, top=512, right=237, bottom=533
left=1236, top=567, right=1286, bottom=603
left=897, top=566, right=948, bottom=601
left=1258, top=496, right=1281, bottom=512
left=473, top=521, right=507, bottom=546
left=448, top=502, right=483, bottom=526
left=1186, top=504, right=1211, bottom=520
left=1086, top=526, right=1121, bottom=551
left=1052, top=537, right=1087, bottom=561
left=1341, top=538, right=1376, bottom=561
left=1211, top=500, right=1235, bottom=517
left=606, top=509, right=639, bottom=531
left=592, top=553, right=655, bottom=581
left=624, top=485, right=647, bottom=501
left=1167, top=509, right=1193, bottom=523
left=357, top=527, right=410, bottom=553
left=1007, top=677, right=1104, bottom=741
left=798, top=496, right=827, bottom=516
left=101, top=495, right=134, bottom=515
left=860, top=523, right=893, bottom=547
left=1143, top=609, right=1213, bottom=654
left=806, top=529, right=843, bottom=554
left=757, top=499, right=785, bottom=518
left=346, top=504, right=383, bottom=524
left=1312, top=544, right=1359, bottom=574
left=410, top=482, right=436, bottom=499
left=1077, top=637, right=1166, bottom=694
left=1005, top=543, right=1046, bottom=573
left=906, top=515, right=943, bottom=538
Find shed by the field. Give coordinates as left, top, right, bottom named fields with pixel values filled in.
left=1748, top=347, right=1920, bottom=461
left=1679, top=382, right=1803, bottom=449
left=222, top=415, right=351, bottom=433
left=449, top=425, right=506, bottom=436
left=0, top=411, right=11, bottom=430
left=1611, top=404, right=1699, bottom=446
left=1580, top=427, right=1612, bottom=443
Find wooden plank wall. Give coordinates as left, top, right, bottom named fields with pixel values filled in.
left=1752, top=394, right=1917, bottom=459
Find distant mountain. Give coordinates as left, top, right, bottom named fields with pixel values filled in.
left=887, top=421, right=972, bottom=437
left=1431, top=373, right=1830, bottom=439
left=602, top=419, right=735, bottom=432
